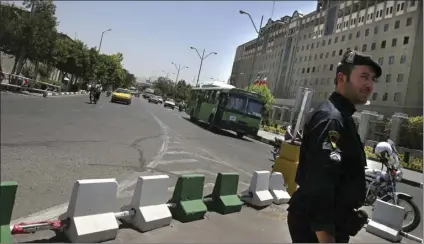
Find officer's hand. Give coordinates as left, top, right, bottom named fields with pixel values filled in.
left=315, top=231, right=335, bottom=243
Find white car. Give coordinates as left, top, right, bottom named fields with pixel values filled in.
left=158, top=97, right=164, bottom=104
left=164, top=99, right=176, bottom=109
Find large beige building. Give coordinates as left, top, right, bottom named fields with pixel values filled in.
left=230, top=0, right=422, bottom=116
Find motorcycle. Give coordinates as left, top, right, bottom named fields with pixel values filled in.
left=364, top=139, right=421, bottom=233
left=89, top=91, right=99, bottom=104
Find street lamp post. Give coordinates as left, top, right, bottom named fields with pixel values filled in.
left=171, top=62, right=188, bottom=97
left=190, top=47, right=217, bottom=87
left=239, top=10, right=263, bottom=86
left=98, top=28, right=112, bottom=52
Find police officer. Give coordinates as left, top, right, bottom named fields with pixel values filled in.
left=287, top=50, right=382, bottom=243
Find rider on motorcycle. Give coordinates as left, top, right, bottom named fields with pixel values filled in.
left=89, top=82, right=102, bottom=101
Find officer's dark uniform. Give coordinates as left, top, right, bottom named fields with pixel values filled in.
left=287, top=51, right=382, bottom=243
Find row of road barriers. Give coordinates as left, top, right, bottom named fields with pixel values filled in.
left=1, top=171, right=290, bottom=243
left=1, top=170, right=422, bottom=243
left=0, top=72, right=74, bottom=97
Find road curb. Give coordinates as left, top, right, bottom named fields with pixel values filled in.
left=246, top=134, right=275, bottom=146
left=248, top=134, right=423, bottom=188
left=48, top=91, right=87, bottom=97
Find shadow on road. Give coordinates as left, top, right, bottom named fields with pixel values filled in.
left=182, top=117, right=252, bottom=143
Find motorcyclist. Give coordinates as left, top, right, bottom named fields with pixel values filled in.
left=89, top=82, right=102, bottom=102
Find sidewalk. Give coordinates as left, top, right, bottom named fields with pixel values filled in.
left=12, top=204, right=414, bottom=243
left=250, top=130, right=423, bottom=188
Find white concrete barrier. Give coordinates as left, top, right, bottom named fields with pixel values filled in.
left=59, top=179, right=119, bottom=243
left=243, top=171, right=273, bottom=207
left=120, top=175, right=172, bottom=232
left=269, top=172, right=290, bottom=204
left=366, top=199, right=404, bottom=242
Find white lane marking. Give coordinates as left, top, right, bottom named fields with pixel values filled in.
left=12, top=114, right=169, bottom=224
left=154, top=158, right=199, bottom=165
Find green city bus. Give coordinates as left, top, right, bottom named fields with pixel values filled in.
left=186, top=83, right=265, bottom=138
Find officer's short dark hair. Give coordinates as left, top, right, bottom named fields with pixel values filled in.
left=334, top=50, right=382, bottom=85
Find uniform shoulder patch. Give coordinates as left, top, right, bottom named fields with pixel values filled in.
left=328, top=130, right=340, bottom=148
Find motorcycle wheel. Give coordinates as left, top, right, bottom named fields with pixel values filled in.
left=382, top=194, right=421, bottom=232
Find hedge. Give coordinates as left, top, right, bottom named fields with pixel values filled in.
left=364, top=146, right=423, bottom=172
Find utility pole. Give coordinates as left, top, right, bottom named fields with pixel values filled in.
left=171, top=62, right=188, bottom=97
left=190, top=47, right=217, bottom=87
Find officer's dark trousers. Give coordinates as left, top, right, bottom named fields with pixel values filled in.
left=287, top=211, right=350, bottom=243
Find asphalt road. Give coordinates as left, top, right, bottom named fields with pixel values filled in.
left=1, top=92, right=422, bottom=242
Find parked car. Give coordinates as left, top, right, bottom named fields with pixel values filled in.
left=164, top=99, right=176, bottom=109
left=157, top=96, right=164, bottom=104
left=148, top=95, right=160, bottom=104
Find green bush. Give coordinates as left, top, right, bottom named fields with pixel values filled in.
left=364, top=146, right=423, bottom=172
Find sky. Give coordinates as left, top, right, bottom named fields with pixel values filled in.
left=53, top=1, right=317, bottom=85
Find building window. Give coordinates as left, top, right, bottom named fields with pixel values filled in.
left=328, top=38, right=332, bottom=45
left=315, top=54, right=318, bottom=60
left=365, top=29, right=370, bottom=36
left=385, top=6, right=393, bottom=15
left=329, top=64, right=334, bottom=71
left=396, top=2, right=405, bottom=12
left=362, top=44, right=367, bottom=52
left=392, top=38, right=397, bottom=47
left=384, top=24, right=389, bottom=32
left=394, top=93, right=401, bottom=103
left=312, top=67, right=316, bottom=72
left=322, top=40, right=326, bottom=46
left=341, top=35, right=345, bottom=42
left=389, top=56, right=394, bottom=64
left=394, top=20, right=400, bottom=29
left=302, top=68, right=305, bottom=73
left=406, top=18, right=412, bottom=26
left=354, top=46, right=359, bottom=51
left=410, top=0, right=416, bottom=7
left=320, top=53, right=323, bottom=59
left=386, top=74, right=391, bottom=83
left=325, top=52, right=329, bottom=58
left=332, top=50, right=336, bottom=57
left=403, top=36, right=409, bottom=45
left=371, top=42, right=376, bottom=50
left=348, top=33, right=352, bottom=40
left=382, top=93, right=388, bottom=101
left=335, top=36, right=338, bottom=43
left=339, top=49, right=343, bottom=55
left=381, top=40, right=386, bottom=48
left=400, top=55, right=406, bottom=64
left=356, top=31, right=360, bottom=38
left=397, top=74, right=404, bottom=82
left=372, top=93, right=378, bottom=100
left=323, top=64, right=327, bottom=70
left=374, top=26, right=378, bottom=34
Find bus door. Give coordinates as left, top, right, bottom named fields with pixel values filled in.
left=194, top=91, right=204, bottom=117
left=215, top=91, right=227, bottom=122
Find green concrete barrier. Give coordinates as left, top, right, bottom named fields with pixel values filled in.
left=169, top=174, right=207, bottom=223
left=0, top=181, right=18, bottom=244
left=210, top=173, right=243, bottom=214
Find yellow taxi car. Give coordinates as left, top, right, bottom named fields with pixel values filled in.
left=111, top=88, right=132, bottom=105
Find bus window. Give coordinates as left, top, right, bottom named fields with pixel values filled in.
left=210, top=90, right=218, bottom=103
left=204, top=90, right=211, bottom=101
left=226, top=95, right=246, bottom=112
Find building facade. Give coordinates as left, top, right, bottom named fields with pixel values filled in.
left=230, top=0, right=422, bottom=116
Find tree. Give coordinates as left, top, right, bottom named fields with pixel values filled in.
left=245, top=82, right=275, bottom=117
left=175, top=79, right=191, bottom=102
left=153, top=76, right=174, bottom=97
left=1, top=1, right=137, bottom=91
